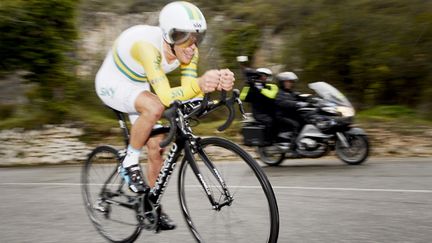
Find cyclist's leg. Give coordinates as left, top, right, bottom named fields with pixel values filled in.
left=145, top=133, right=164, bottom=187
left=119, top=91, right=164, bottom=192
left=95, top=62, right=162, bottom=192
left=145, top=133, right=177, bottom=230
left=130, top=91, right=164, bottom=151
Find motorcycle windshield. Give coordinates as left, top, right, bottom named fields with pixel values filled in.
left=308, top=82, right=353, bottom=107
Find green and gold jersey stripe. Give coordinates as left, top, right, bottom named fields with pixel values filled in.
left=182, top=73, right=198, bottom=78
left=181, top=67, right=197, bottom=78
left=112, top=46, right=148, bottom=83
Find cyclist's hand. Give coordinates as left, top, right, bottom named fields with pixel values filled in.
left=218, top=69, right=235, bottom=91
left=199, top=69, right=220, bottom=93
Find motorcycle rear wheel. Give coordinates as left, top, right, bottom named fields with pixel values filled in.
left=257, top=146, right=285, bottom=166
left=336, top=134, right=369, bottom=165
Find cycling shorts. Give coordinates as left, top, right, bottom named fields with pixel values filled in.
left=95, top=52, right=150, bottom=124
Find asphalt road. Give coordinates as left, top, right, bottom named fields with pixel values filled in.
left=0, top=157, right=431, bottom=243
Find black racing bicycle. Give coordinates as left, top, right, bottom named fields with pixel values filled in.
left=81, top=90, right=279, bottom=243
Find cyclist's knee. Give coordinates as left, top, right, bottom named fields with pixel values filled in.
left=135, top=92, right=164, bottom=120
left=148, top=106, right=164, bottom=122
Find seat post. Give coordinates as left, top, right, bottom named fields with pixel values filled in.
left=109, top=107, right=130, bottom=147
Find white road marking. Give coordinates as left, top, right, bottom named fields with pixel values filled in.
left=0, top=182, right=431, bottom=193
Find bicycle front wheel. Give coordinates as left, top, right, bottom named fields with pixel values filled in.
left=82, top=145, right=141, bottom=243
left=178, top=137, right=279, bottom=243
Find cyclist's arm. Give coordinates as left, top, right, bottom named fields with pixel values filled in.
left=131, top=41, right=202, bottom=106
left=180, top=49, right=203, bottom=98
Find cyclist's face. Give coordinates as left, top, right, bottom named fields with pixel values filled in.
left=174, top=36, right=198, bottom=64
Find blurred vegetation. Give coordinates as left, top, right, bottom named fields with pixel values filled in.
left=0, top=0, right=79, bottom=126
left=357, top=105, right=432, bottom=125
left=219, top=23, right=261, bottom=69
left=0, top=0, right=431, bottom=133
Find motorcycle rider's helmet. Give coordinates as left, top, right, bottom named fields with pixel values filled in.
left=276, top=71, right=298, bottom=87
left=256, top=68, right=273, bottom=82
left=159, top=1, right=207, bottom=45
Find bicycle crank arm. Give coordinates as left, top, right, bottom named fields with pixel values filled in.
left=104, top=199, right=136, bottom=210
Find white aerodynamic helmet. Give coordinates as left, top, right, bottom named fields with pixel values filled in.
left=159, top=1, right=207, bottom=45
left=276, top=72, right=298, bottom=82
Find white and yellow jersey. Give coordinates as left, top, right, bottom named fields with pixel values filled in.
left=110, top=25, right=202, bottom=107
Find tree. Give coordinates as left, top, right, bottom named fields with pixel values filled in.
left=0, top=0, right=79, bottom=122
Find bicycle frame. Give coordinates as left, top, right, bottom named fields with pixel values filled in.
left=111, top=108, right=233, bottom=212
left=84, top=91, right=281, bottom=243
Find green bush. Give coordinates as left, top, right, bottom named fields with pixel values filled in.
left=219, top=23, right=261, bottom=70
left=0, top=0, right=79, bottom=126
left=0, top=105, right=15, bottom=119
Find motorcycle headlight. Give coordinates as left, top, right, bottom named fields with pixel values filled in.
left=336, top=106, right=355, bottom=117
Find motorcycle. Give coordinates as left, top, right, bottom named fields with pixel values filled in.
left=239, top=64, right=369, bottom=166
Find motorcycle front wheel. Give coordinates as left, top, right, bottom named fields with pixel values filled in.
left=257, top=146, right=285, bottom=166
left=336, top=134, right=369, bottom=165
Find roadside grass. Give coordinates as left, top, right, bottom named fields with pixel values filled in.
left=356, top=105, right=432, bottom=135
left=1, top=103, right=431, bottom=144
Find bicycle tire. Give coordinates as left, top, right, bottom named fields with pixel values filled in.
left=178, top=137, right=279, bottom=243
left=82, top=145, right=141, bottom=243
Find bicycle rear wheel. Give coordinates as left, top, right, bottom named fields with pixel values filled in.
left=178, top=137, right=279, bottom=243
left=82, top=145, right=141, bottom=243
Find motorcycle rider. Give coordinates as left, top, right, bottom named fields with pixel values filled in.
left=274, top=72, right=309, bottom=143
left=240, top=68, right=279, bottom=131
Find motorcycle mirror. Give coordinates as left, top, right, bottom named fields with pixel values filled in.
left=236, top=56, right=248, bottom=63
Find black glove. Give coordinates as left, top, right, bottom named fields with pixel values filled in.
left=295, top=101, right=309, bottom=108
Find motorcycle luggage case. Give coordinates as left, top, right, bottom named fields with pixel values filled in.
left=241, top=124, right=272, bottom=146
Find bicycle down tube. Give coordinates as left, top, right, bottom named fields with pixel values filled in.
left=148, top=138, right=185, bottom=205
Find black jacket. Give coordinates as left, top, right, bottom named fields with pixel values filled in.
left=275, top=89, right=303, bottom=131
left=275, top=89, right=300, bottom=114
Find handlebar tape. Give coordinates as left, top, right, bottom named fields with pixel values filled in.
left=159, top=101, right=180, bottom=147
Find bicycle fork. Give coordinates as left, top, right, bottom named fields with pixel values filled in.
left=184, top=141, right=233, bottom=211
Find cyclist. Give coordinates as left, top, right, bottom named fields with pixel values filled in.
left=95, top=1, right=235, bottom=230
